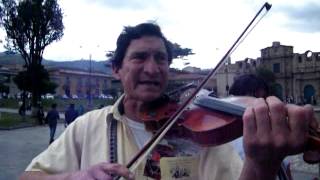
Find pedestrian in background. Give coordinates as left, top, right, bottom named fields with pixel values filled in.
left=64, top=103, right=78, bottom=127
left=45, top=103, right=59, bottom=144
left=77, top=104, right=85, bottom=116
left=37, top=104, right=45, bottom=125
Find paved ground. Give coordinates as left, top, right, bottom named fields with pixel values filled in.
left=0, top=124, right=319, bottom=180
left=0, top=124, right=65, bottom=180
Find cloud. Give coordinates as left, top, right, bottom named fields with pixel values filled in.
left=275, top=1, right=320, bottom=33
left=83, top=0, right=161, bottom=10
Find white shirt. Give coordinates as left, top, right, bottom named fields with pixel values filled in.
left=123, top=116, right=153, bottom=149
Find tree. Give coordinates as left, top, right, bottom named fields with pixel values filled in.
left=0, top=74, right=9, bottom=95
left=13, top=65, right=57, bottom=115
left=13, top=65, right=57, bottom=95
left=0, top=0, right=64, bottom=110
left=170, top=42, right=194, bottom=59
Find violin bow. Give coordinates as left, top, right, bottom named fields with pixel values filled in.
left=123, top=1, right=273, bottom=175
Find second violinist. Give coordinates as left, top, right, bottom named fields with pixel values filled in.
left=21, top=23, right=319, bottom=180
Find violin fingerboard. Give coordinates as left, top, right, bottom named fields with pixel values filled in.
left=193, top=96, right=245, bottom=117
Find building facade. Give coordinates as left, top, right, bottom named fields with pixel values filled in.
left=0, top=66, right=114, bottom=99
left=217, top=41, right=320, bottom=104
left=48, top=67, right=114, bottom=98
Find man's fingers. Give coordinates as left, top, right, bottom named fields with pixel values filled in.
left=267, top=96, right=288, bottom=134
left=253, top=98, right=271, bottom=137
left=92, top=167, right=113, bottom=180
left=287, top=104, right=310, bottom=135
left=101, top=163, right=134, bottom=180
left=243, top=106, right=257, bottom=138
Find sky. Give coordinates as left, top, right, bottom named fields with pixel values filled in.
left=1, top=0, right=320, bottom=69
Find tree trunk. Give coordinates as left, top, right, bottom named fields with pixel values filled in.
left=30, top=65, right=40, bottom=118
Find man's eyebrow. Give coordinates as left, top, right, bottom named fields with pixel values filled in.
left=130, top=51, right=147, bottom=56
left=128, top=50, right=167, bottom=57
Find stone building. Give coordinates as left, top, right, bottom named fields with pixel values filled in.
left=216, top=41, right=320, bottom=104
left=0, top=66, right=19, bottom=97
left=0, top=65, right=114, bottom=99
left=48, top=67, right=113, bottom=98
left=216, top=57, right=257, bottom=97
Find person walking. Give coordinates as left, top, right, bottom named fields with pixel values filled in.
left=45, top=103, right=59, bottom=144
left=64, top=103, right=78, bottom=127
left=37, top=105, right=45, bottom=125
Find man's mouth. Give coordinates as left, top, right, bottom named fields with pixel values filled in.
left=139, top=80, right=160, bottom=87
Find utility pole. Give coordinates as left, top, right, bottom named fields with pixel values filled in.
left=88, top=54, right=92, bottom=108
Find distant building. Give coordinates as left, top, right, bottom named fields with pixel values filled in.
left=48, top=67, right=113, bottom=98
left=0, top=64, right=114, bottom=99
left=3, top=41, right=319, bottom=104
left=217, top=41, right=320, bottom=104
left=1, top=59, right=212, bottom=99
left=182, top=66, right=202, bottom=73
left=0, top=66, right=19, bottom=97
left=169, top=69, right=216, bottom=91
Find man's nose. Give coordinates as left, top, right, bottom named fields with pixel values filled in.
left=144, top=57, right=160, bottom=74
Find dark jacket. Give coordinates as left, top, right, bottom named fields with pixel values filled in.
left=46, top=109, right=60, bottom=127
left=65, top=108, right=78, bottom=125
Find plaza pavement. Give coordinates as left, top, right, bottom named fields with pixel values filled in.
left=0, top=123, right=319, bottom=179
left=0, top=124, right=64, bottom=180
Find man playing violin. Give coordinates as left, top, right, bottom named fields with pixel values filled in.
left=20, top=22, right=319, bottom=180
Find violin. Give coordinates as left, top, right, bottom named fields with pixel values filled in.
left=140, top=93, right=320, bottom=150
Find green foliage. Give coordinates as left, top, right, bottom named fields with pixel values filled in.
left=13, top=64, right=57, bottom=95
left=0, top=112, right=36, bottom=128
left=0, top=98, right=18, bottom=108
left=169, top=42, right=194, bottom=59
left=0, top=83, right=9, bottom=93
left=0, top=0, right=64, bottom=106
left=1, top=0, right=64, bottom=63
left=0, top=74, right=9, bottom=93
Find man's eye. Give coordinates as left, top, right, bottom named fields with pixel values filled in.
left=132, top=53, right=147, bottom=61
left=154, top=53, right=168, bottom=64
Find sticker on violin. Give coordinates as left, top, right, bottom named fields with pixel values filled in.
left=160, top=156, right=199, bottom=180
left=143, top=144, right=175, bottom=179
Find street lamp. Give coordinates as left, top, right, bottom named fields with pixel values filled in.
left=80, top=44, right=101, bottom=109
left=79, top=45, right=93, bottom=108
left=88, top=53, right=92, bottom=108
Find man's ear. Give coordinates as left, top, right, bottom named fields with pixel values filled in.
left=112, top=65, right=120, bottom=80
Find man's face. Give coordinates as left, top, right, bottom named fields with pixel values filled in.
left=113, top=36, right=169, bottom=102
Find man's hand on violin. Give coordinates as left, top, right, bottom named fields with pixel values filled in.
left=68, top=162, right=134, bottom=180
left=241, top=96, right=313, bottom=179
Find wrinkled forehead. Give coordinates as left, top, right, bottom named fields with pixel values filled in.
left=125, top=36, right=168, bottom=55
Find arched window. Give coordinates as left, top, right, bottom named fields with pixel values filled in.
left=304, top=84, right=315, bottom=104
